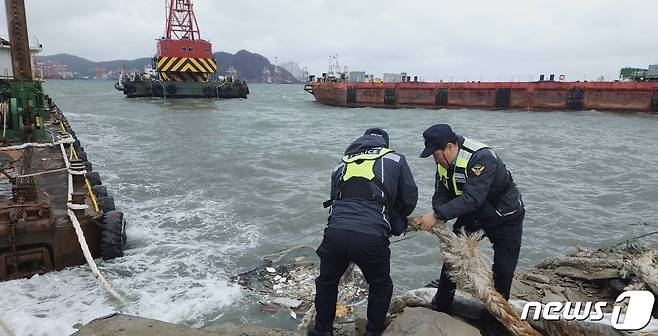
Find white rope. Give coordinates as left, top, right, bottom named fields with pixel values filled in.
left=12, top=167, right=67, bottom=178
left=1, top=101, right=7, bottom=138
left=45, top=129, right=55, bottom=142
left=0, top=137, right=74, bottom=151
left=58, top=141, right=128, bottom=305
left=0, top=319, right=15, bottom=336
left=68, top=204, right=89, bottom=211
left=66, top=208, right=127, bottom=305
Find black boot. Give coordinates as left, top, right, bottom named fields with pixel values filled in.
left=430, top=294, right=440, bottom=311
left=364, top=332, right=383, bottom=336
left=479, top=313, right=510, bottom=336
left=307, top=326, right=333, bottom=336
left=430, top=293, right=452, bottom=313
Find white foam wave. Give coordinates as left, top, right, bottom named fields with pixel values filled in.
left=0, top=189, right=255, bottom=335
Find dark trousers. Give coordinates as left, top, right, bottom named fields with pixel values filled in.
left=433, top=209, right=524, bottom=335
left=314, top=228, right=392, bottom=334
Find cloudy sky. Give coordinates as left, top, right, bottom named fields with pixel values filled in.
left=2, top=0, right=657, bottom=81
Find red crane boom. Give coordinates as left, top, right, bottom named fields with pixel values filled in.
left=165, top=0, right=201, bottom=40
left=156, top=0, right=217, bottom=82
left=157, top=0, right=212, bottom=59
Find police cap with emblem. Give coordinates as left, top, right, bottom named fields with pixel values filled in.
left=364, top=127, right=390, bottom=147
left=420, top=124, right=458, bottom=158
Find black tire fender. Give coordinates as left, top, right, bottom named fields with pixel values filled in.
left=92, top=185, right=108, bottom=197
left=203, top=86, right=214, bottom=98
left=87, top=171, right=102, bottom=186
left=100, top=210, right=127, bottom=260
left=77, top=150, right=88, bottom=162
left=166, top=84, right=178, bottom=95
left=98, top=195, right=116, bottom=213
left=152, top=84, right=164, bottom=96
left=73, top=139, right=82, bottom=151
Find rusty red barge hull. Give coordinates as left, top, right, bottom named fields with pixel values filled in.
left=307, top=81, right=658, bottom=113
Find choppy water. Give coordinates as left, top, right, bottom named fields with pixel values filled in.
left=1, top=81, right=657, bottom=335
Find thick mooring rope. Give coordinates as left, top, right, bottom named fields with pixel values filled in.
left=411, top=217, right=542, bottom=336
left=299, top=303, right=316, bottom=330
left=625, top=251, right=658, bottom=296
left=0, top=137, right=74, bottom=151
left=298, top=216, right=540, bottom=335
left=58, top=141, right=127, bottom=305
left=66, top=208, right=127, bottom=305
left=0, top=319, right=15, bottom=336
left=536, top=256, right=622, bottom=269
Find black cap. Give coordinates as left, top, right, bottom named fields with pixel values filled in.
left=420, top=124, right=457, bottom=158
left=364, top=127, right=390, bottom=147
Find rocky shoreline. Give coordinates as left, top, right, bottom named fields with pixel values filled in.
left=72, top=238, right=658, bottom=336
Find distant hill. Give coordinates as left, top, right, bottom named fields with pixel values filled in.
left=214, top=50, right=298, bottom=83
left=37, top=50, right=299, bottom=83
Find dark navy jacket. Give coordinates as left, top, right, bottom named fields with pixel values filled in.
left=433, top=136, right=523, bottom=229
left=328, top=135, right=418, bottom=237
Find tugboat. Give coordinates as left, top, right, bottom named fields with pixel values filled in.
left=0, top=0, right=126, bottom=281
left=120, top=0, right=249, bottom=99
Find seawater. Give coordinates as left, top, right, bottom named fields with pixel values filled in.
left=1, top=81, right=657, bottom=335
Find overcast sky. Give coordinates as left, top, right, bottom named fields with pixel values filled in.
left=2, top=0, right=657, bottom=81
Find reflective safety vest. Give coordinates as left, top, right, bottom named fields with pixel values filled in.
left=342, top=147, right=393, bottom=181
left=323, top=147, right=394, bottom=208
left=437, top=138, right=489, bottom=196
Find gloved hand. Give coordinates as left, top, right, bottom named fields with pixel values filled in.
left=419, top=212, right=444, bottom=231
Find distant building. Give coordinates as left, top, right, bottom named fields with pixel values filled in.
left=383, top=73, right=403, bottom=83
left=0, top=37, right=42, bottom=79
left=348, top=71, right=365, bottom=82
left=620, top=67, right=648, bottom=81
left=60, top=71, right=74, bottom=80
left=261, top=66, right=271, bottom=83
left=648, top=65, right=658, bottom=80
left=40, top=60, right=71, bottom=79
left=280, top=61, right=303, bottom=81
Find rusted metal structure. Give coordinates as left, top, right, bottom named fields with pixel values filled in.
left=0, top=0, right=125, bottom=281
left=306, top=81, right=658, bottom=113
left=5, top=0, right=32, bottom=81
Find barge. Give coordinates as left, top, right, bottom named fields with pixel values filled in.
left=0, top=0, right=125, bottom=281
left=119, top=0, right=249, bottom=99
left=305, top=80, right=658, bottom=113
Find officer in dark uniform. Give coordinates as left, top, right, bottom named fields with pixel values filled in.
left=309, top=128, right=418, bottom=336
left=417, top=124, right=524, bottom=336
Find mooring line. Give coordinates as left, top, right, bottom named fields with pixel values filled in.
left=0, top=319, right=15, bottom=336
